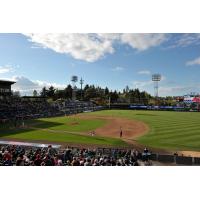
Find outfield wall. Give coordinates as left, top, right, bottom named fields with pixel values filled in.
left=109, top=104, right=192, bottom=111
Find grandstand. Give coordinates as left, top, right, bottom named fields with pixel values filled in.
left=0, top=143, right=152, bottom=166
left=59, top=100, right=105, bottom=114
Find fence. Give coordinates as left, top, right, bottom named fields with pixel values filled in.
left=150, top=153, right=198, bottom=165
left=98, top=148, right=200, bottom=165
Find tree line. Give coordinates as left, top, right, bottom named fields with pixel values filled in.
left=32, top=84, right=155, bottom=105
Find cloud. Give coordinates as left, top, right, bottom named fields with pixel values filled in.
left=138, top=70, right=151, bottom=75
left=167, top=33, right=200, bottom=49
left=23, top=33, right=169, bottom=62
left=131, top=81, right=200, bottom=97
left=112, top=66, right=125, bottom=71
left=34, top=80, right=65, bottom=89
left=2, top=76, right=66, bottom=95
left=120, top=33, right=167, bottom=51
left=159, top=85, right=198, bottom=96
left=23, top=33, right=115, bottom=62
left=0, top=64, right=15, bottom=74
left=175, top=34, right=200, bottom=47
left=186, top=56, right=200, bottom=66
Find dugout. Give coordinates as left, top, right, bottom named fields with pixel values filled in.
left=0, top=80, right=15, bottom=100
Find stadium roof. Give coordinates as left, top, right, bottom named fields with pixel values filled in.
left=0, top=80, right=16, bottom=85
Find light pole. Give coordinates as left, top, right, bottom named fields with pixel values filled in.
left=80, top=77, right=84, bottom=101
left=71, top=75, right=78, bottom=102
left=152, top=74, right=161, bottom=106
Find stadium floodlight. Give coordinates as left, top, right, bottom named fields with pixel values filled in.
left=152, top=74, right=161, bottom=82
left=80, top=78, right=84, bottom=101
left=71, top=75, right=78, bottom=101
left=152, top=74, right=161, bottom=98
left=71, top=76, right=78, bottom=86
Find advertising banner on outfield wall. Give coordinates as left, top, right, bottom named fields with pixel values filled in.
left=184, top=97, right=200, bottom=103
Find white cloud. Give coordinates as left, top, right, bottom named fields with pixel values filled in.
left=2, top=76, right=66, bottom=95
left=97, top=33, right=121, bottom=41
left=175, top=33, right=200, bottom=47
left=112, top=66, right=125, bottom=71
left=138, top=70, right=151, bottom=75
left=23, top=33, right=115, bottom=62
left=166, top=34, right=200, bottom=49
left=120, top=33, right=167, bottom=51
left=34, top=80, right=65, bottom=89
left=0, top=64, right=15, bottom=74
left=186, top=56, right=200, bottom=66
left=159, top=85, right=197, bottom=96
left=23, top=33, right=169, bottom=62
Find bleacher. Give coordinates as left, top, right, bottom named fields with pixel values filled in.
left=0, top=98, right=63, bottom=122
left=57, top=100, right=105, bottom=114
left=0, top=143, right=152, bottom=166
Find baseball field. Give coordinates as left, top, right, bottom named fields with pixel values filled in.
left=1, top=110, right=200, bottom=152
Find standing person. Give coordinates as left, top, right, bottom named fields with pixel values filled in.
left=92, top=131, right=95, bottom=136
left=120, top=127, right=123, bottom=138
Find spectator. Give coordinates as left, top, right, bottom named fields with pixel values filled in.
left=0, top=144, right=154, bottom=166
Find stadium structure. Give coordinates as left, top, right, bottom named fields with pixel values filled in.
left=0, top=80, right=15, bottom=100
left=1, top=78, right=200, bottom=166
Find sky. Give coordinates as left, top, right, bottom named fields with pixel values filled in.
left=0, top=33, right=200, bottom=96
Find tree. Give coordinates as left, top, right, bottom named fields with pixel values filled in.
left=33, top=90, right=38, bottom=97
left=54, top=89, right=65, bottom=99
left=110, top=90, right=119, bottom=103
left=64, top=84, right=73, bottom=99
left=40, top=87, right=48, bottom=97
left=84, top=86, right=96, bottom=100
left=105, top=87, right=109, bottom=96
left=125, top=85, right=130, bottom=93
left=47, top=86, right=56, bottom=98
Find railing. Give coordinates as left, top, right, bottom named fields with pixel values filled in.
left=149, top=153, right=200, bottom=165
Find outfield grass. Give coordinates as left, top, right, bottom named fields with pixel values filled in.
left=0, top=116, right=126, bottom=147
left=1, top=110, right=200, bottom=151
left=88, top=110, right=200, bottom=151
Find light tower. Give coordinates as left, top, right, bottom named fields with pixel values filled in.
left=71, top=75, right=78, bottom=101
left=80, top=77, right=84, bottom=101
left=152, top=74, right=161, bottom=105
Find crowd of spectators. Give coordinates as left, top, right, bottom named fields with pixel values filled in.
left=55, top=99, right=105, bottom=115
left=0, top=98, right=62, bottom=123
left=0, top=144, right=152, bottom=166
left=0, top=98, right=105, bottom=124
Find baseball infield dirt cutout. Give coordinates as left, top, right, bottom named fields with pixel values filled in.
left=76, top=114, right=149, bottom=140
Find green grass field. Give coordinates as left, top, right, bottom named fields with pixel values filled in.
left=1, top=110, right=200, bottom=151
left=88, top=110, right=200, bottom=151
left=0, top=116, right=126, bottom=147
